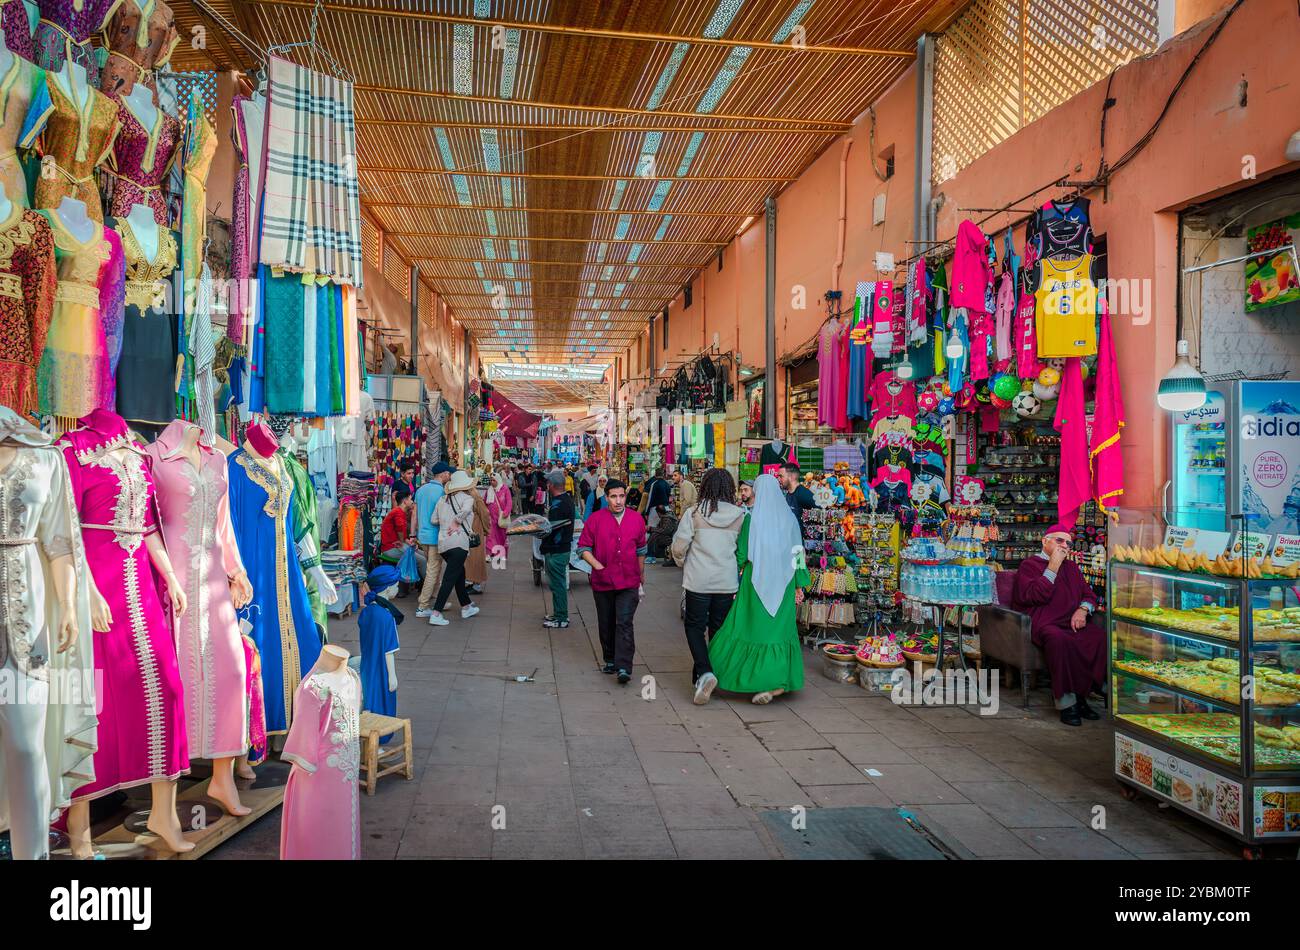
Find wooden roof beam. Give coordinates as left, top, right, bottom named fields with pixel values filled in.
left=248, top=2, right=916, bottom=57
left=360, top=167, right=794, bottom=183
left=366, top=201, right=752, bottom=217
left=357, top=119, right=842, bottom=134
left=386, top=233, right=726, bottom=246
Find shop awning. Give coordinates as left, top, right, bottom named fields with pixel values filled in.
left=491, top=390, right=542, bottom=441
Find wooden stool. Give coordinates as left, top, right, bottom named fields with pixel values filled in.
left=358, top=712, right=414, bottom=796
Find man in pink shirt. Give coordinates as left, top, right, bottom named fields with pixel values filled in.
left=577, top=480, right=648, bottom=684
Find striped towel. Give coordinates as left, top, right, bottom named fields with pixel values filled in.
left=259, top=55, right=364, bottom=287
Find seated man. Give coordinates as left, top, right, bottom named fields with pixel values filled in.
left=379, top=486, right=426, bottom=582
left=1010, top=527, right=1106, bottom=727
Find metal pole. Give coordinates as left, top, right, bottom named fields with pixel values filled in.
left=913, top=33, right=935, bottom=247
left=763, top=195, right=777, bottom=439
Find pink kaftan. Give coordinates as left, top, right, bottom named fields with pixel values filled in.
left=143, top=420, right=249, bottom=760
left=280, top=665, right=361, bottom=860
left=487, top=483, right=511, bottom=560
left=60, top=410, right=188, bottom=801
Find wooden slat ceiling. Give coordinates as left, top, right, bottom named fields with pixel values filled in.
left=174, top=0, right=965, bottom=407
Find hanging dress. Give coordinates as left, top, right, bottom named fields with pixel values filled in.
left=105, top=95, right=181, bottom=226
left=1, top=0, right=37, bottom=61
left=22, top=69, right=120, bottom=223
left=143, top=420, right=249, bottom=760
left=35, top=211, right=124, bottom=426
left=0, top=206, right=56, bottom=415
left=110, top=215, right=178, bottom=428
left=98, top=0, right=179, bottom=98
left=280, top=448, right=326, bottom=636
left=226, top=447, right=323, bottom=735
left=279, top=664, right=360, bottom=860
left=60, top=411, right=188, bottom=802
left=33, top=0, right=120, bottom=88
left=1, top=51, right=51, bottom=210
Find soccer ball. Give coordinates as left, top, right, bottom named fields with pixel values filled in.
left=1012, top=392, right=1042, bottom=417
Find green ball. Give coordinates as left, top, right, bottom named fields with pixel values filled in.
left=992, top=373, right=1020, bottom=401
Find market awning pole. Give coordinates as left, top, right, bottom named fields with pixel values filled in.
left=913, top=33, right=936, bottom=249
left=410, top=264, right=420, bottom=378
left=764, top=195, right=777, bottom=439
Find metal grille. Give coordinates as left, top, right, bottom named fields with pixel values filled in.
left=383, top=243, right=410, bottom=300
left=169, top=70, right=219, bottom=125
left=933, top=0, right=1161, bottom=183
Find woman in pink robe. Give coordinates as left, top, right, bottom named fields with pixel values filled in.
left=280, top=661, right=361, bottom=860
left=143, top=420, right=253, bottom=813
left=486, top=472, right=511, bottom=564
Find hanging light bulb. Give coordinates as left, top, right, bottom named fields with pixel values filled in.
left=1156, top=339, right=1207, bottom=412
left=945, top=330, right=964, bottom=359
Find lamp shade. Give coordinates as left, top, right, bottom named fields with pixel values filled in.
left=1156, top=339, right=1207, bottom=412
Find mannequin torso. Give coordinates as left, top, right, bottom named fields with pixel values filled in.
left=0, top=179, right=11, bottom=227
left=123, top=200, right=159, bottom=264
left=54, top=195, right=95, bottom=245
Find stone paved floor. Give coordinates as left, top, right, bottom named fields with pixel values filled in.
left=207, top=552, right=1242, bottom=860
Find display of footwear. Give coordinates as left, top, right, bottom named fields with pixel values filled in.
left=693, top=672, right=718, bottom=705
left=428, top=612, right=450, bottom=626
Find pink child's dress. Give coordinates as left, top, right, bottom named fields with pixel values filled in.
left=279, top=665, right=361, bottom=860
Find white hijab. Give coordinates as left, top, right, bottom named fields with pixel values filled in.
left=748, top=473, right=803, bottom=618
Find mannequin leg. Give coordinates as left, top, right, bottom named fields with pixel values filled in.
left=206, top=756, right=251, bottom=816
left=145, top=779, right=195, bottom=852
left=67, top=801, right=92, bottom=859
left=235, top=754, right=255, bottom=780
left=0, top=665, right=52, bottom=859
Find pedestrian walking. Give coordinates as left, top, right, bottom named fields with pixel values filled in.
left=702, top=473, right=809, bottom=705
left=427, top=471, right=482, bottom=626
left=540, top=470, right=575, bottom=628
left=415, top=462, right=453, bottom=618
left=486, top=471, right=513, bottom=564
left=464, top=481, right=492, bottom=596
left=670, top=468, right=745, bottom=704
left=577, top=480, right=647, bottom=684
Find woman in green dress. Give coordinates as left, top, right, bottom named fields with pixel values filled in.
left=705, top=473, right=810, bottom=704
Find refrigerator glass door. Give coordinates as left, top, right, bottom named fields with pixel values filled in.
left=1171, top=390, right=1228, bottom=530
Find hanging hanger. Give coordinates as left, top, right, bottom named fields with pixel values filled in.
left=264, top=0, right=355, bottom=84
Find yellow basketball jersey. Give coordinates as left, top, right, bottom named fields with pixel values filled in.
left=1034, top=255, right=1098, bottom=357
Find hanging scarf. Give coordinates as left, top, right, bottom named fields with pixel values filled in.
left=748, top=473, right=803, bottom=618
left=1090, top=300, right=1125, bottom=513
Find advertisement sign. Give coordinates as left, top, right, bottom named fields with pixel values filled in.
left=1238, top=381, right=1300, bottom=535
left=1173, top=390, right=1226, bottom=425
left=1253, top=787, right=1300, bottom=837
left=1270, top=534, right=1300, bottom=568
left=1162, top=526, right=1232, bottom=557
left=1244, top=215, right=1300, bottom=312
left=1115, top=734, right=1243, bottom=833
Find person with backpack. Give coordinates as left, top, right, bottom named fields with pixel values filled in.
left=670, top=468, right=746, bottom=705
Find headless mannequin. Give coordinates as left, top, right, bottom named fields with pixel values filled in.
left=66, top=437, right=194, bottom=858
left=123, top=200, right=159, bottom=264
left=0, top=32, right=13, bottom=84
left=316, top=644, right=348, bottom=674
left=0, top=179, right=12, bottom=227
left=0, top=442, right=88, bottom=859
left=120, top=82, right=159, bottom=140
left=51, top=58, right=90, bottom=117
left=174, top=421, right=253, bottom=815
left=55, top=195, right=96, bottom=245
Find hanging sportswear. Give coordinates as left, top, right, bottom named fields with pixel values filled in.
left=1034, top=254, right=1098, bottom=357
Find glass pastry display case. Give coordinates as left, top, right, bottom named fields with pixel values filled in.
left=1108, top=531, right=1300, bottom=848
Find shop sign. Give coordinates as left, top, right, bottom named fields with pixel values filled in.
left=1244, top=214, right=1300, bottom=312
left=1115, top=734, right=1243, bottom=833
left=1238, top=380, right=1300, bottom=535
left=1269, top=534, right=1300, bottom=567
left=1162, top=526, right=1232, bottom=557
left=1173, top=390, right=1226, bottom=425
left=1253, top=787, right=1300, bottom=837
left=1226, top=529, right=1272, bottom=561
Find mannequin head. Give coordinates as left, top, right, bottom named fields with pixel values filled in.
left=245, top=421, right=278, bottom=457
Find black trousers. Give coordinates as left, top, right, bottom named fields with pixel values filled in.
left=434, top=547, right=471, bottom=611
left=593, top=587, right=639, bottom=673
left=683, top=590, right=735, bottom=684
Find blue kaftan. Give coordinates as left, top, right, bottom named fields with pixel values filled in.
left=358, top=592, right=399, bottom=739
left=227, top=448, right=323, bottom=734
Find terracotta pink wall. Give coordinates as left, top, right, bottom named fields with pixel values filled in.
left=620, top=0, right=1300, bottom=508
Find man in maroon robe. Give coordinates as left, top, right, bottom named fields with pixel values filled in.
left=1011, top=528, right=1106, bottom=726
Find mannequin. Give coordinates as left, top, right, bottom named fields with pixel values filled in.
left=144, top=420, right=254, bottom=818
left=105, top=79, right=179, bottom=226
left=228, top=421, right=324, bottom=735
left=279, top=643, right=360, bottom=860
left=110, top=204, right=177, bottom=430
left=59, top=409, right=193, bottom=857
left=0, top=177, right=10, bottom=223
left=0, top=179, right=56, bottom=416
left=54, top=195, right=95, bottom=245
left=0, top=407, right=98, bottom=859
left=0, top=29, right=12, bottom=84
left=123, top=200, right=158, bottom=262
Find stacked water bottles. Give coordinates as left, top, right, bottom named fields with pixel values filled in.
left=900, top=509, right=995, bottom=606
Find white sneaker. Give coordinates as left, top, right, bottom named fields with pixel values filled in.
left=693, top=672, right=718, bottom=706
left=461, top=604, right=480, bottom=619
left=415, top=608, right=432, bottom=618
left=428, top=612, right=449, bottom=626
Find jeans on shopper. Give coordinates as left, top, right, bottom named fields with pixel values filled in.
left=682, top=590, right=735, bottom=684
left=544, top=552, right=569, bottom=622
left=417, top=544, right=445, bottom=610
left=593, top=587, right=639, bottom=673
left=433, top=547, right=471, bottom=612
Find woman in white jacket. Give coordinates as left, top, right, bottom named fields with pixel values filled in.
left=428, top=471, right=482, bottom=626
left=670, top=468, right=746, bottom=704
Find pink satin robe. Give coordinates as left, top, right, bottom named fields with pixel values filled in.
left=280, top=665, right=361, bottom=860
left=143, top=421, right=249, bottom=759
